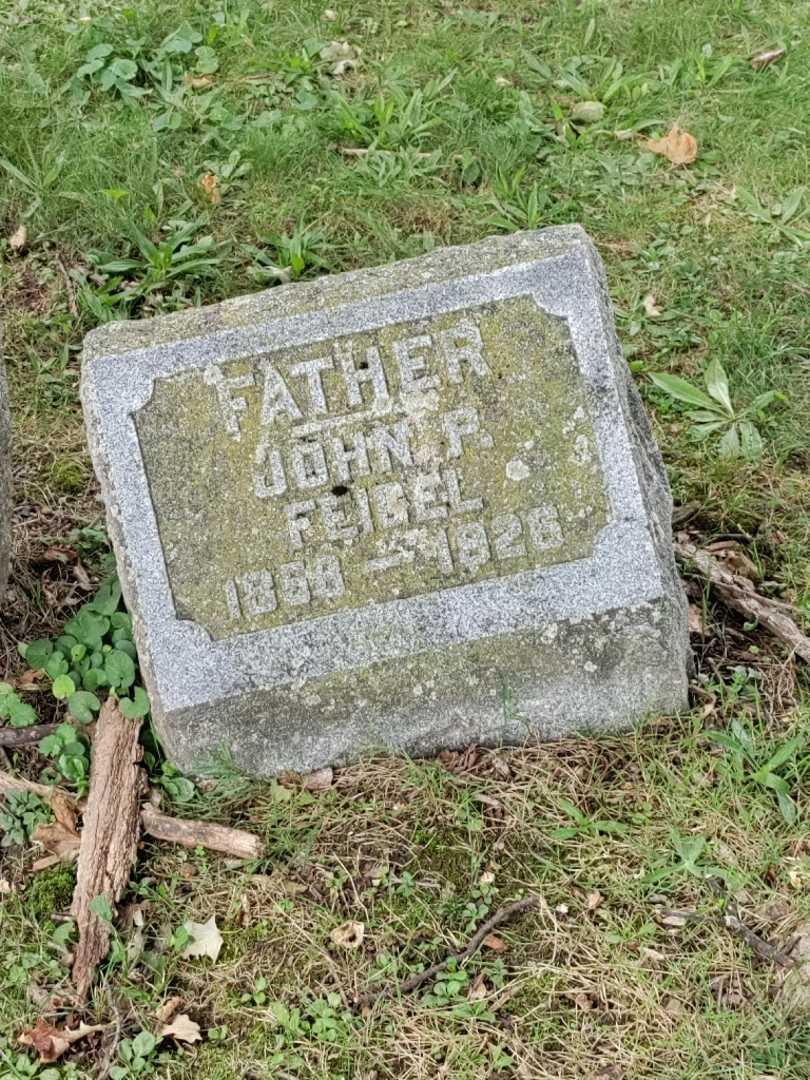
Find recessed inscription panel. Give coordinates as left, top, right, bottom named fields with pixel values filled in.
left=135, top=296, right=609, bottom=639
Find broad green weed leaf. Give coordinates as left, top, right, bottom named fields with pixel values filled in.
left=90, top=577, right=122, bottom=616
left=761, top=736, right=803, bottom=773
left=86, top=43, right=114, bottom=62
left=704, top=358, right=733, bottom=414
left=45, top=652, right=69, bottom=678
left=105, top=650, right=136, bottom=690
left=691, top=420, right=725, bottom=440
left=68, top=690, right=101, bottom=723
left=9, top=699, right=37, bottom=727
left=718, top=424, right=741, bottom=457
left=649, top=372, right=718, bottom=410
left=751, top=390, right=780, bottom=412
left=24, top=639, right=53, bottom=668
left=686, top=409, right=726, bottom=423
left=66, top=609, right=109, bottom=648
left=119, top=686, right=150, bottom=719
left=777, top=790, right=797, bottom=824
left=739, top=420, right=763, bottom=460
left=112, top=639, right=137, bottom=660
left=52, top=674, right=76, bottom=700
left=109, top=58, right=138, bottom=82
left=556, top=797, right=584, bottom=823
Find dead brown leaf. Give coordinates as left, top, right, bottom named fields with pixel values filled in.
left=473, top=793, right=503, bottom=812
left=278, top=878, right=308, bottom=896
left=39, top=545, right=78, bottom=564
left=330, top=920, right=365, bottom=949
left=32, top=793, right=81, bottom=868
left=160, top=1013, right=202, bottom=1044
left=645, top=125, right=698, bottom=165
left=567, top=991, right=594, bottom=1010
left=180, top=916, right=223, bottom=961
left=319, top=40, right=359, bottom=76
left=688, top=604, right=707, bottom=637
left=467, top=973, right=488, bottom=1002
left=482, top=933, right=506, bottom=952
left=705, top=543, right=760, bottom=581
left=18, top=1020, right=106, bottom=1063
left=13, top=670, right=45, bottom=691
left=155, top=995, right=183, bottom=1025
left=9, top=224, right=27, bottom=253
left=659, top=912, right=689, bottom=928
left=663, top=994, right=686, bottom=1017
left=751, top=46, right=785, bottom=70
left=302, top=766, right=333, bottom=791
left=643, top=293, right=662, bottom=318
left=640, top=946, right=666, bottom=962
left=199, top=173, right=221, bottom=205
left=585, top=890, right=603, bottom=912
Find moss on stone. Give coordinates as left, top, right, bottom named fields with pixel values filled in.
left=136, top=295, right=608, bottom=639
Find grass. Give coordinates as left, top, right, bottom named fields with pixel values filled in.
left=1, top=0, right=810, bottom=1076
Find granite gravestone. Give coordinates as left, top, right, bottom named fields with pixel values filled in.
left=0, top=348, right=11, bottom=599
left=82, top=226, right=690, bottom=776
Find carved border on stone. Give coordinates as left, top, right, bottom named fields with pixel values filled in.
left=82, top=233, right=664, bottom=719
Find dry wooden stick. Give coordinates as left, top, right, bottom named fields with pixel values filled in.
left=676, top=541, right=810, bottom=662
left=0, top=767, right=76, bottom=805
left=722, top=913, right=796, bottom=968
left=660, top=910, right=795, bottom=968
left=356, top=895, right=539, bottom=1007
left=71, top=699, right=144, bottom=1001
left=141, top=805, right=264, bottom=860
left=54, top=254, right=79, bottom=317
left=0, top=723, right=60, bottom=749
left=1, top=764, right=264, bottom=860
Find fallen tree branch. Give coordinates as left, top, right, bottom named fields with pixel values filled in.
left=356, top=895, right=539, bottom=1007
left=71, top=700, right=144, bottom=1001
left=0, top=723, right=60, bottom=749
left=141, top=805, right=264, bottom=860
left=676, top=541, right=810, bottom=662
left=0, top=768, right=76, bottom=805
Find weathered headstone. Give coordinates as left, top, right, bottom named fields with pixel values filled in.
left=82, top=226, right=690, bottom=775
left=0, top=344, right=12, bottom=600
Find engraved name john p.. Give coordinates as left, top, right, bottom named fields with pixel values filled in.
left=135, top=295, right=609, bottom=638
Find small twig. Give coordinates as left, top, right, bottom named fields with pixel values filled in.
left=659, top=909, right=708, bottom=924
left=676, top=541, right=810, bottom=662
left=671, top=502, right=701, bottom=527
left=722, top=914, right=796, bottom=968
left=54, top=255, right=79, bottom=317
left=141, top=804, right=264, bottom=860
left=356, top=895, right=539, bottom=1008
left=0, top=723, right=60, bottom=748
left=0, top=767, right=77, bottom=805
left=659, top=909, right=795, bottom=969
